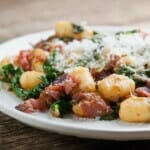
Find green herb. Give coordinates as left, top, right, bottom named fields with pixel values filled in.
left=74, top=57, right=90, bottom=67
left=59, top=36, right=74, bottom=42
left=142, top=69, right=150, bottom=77
left=72, top=23, right=84, bottom=34
left=116, top=65, right=150, bottom=85
left=100, top=104, right=120, bottom=120
left=93, top=31, right=98, bottom=35
left=0, top=65, right=50, bottom=100
left=43, top=50, right=61, bottom=81
left=50, top=98, right=72, bottom=117
left=115, top=29, right=138, bottom=36
left=0, top=64, right=16, bottom=82
left=91, top=33, right=102, bottom=45
left=116, top=65, right=136, bottom=78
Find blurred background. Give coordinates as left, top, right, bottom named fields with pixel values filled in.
left=1, top=0, right=150, bottom=42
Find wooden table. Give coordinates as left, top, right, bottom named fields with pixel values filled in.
left=0, top=0, right=150, bottom=149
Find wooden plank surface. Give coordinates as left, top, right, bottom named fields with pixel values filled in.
left=0, top=0, right=150, bottom=149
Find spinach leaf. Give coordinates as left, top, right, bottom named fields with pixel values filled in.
left=43, top=50, right=61, bottom=81
left=100, top=104, right=120, bottom=120
left=115, top=29, right=138, bottom=36
left=116, top=65, right=136, bottom=78
left=3, top=66, right=50, bottom=100
left=72, top=23, right=84, bottom=34
left=116, top=65, right=150, bottom=85
left=0, top=64, right=16, bottom=82
left=50, top=98, right=72, bottom=117
left=142, top=69, right=150, bottom=77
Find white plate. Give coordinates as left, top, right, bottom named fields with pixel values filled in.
left=0, top=26, right=150, bottom=141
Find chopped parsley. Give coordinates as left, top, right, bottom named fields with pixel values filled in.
left=115, top=29, right=139, bottom=36
left=72, top=23, right=84, bottom=34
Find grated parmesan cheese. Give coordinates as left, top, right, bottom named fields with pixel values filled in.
left=52, top=30, right=150, bottom=70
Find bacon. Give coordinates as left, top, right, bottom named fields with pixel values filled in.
left=90, top=54, right=120, bottom=81
left=16, top=74, right=79, bottom=113
left=135, top=87, right=150, bottom=97
left=15, top=98, right=48, bottom=113
left=39, top=84, right=64, bottom=105
left=15, top=50, right=32, bottom=71
left=34, top=40, right=63, bottom=52
left=72, top=92, right=112, bottom=118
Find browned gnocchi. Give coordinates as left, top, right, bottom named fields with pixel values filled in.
left=97, top=74, right=135, bottom=102
left=20, top=71, right=44, bottom=89
left=55, top=21, right=94, bottom=39
left=119, top=96, right=150, bottom=122
left=67, top=66, right=96, bottom=92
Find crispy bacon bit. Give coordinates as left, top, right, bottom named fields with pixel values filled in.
left=105, top=54, right=120, bottom=71
left=15, top=50, right=32, bottom=71
left=72, top=92, right=112, bottom=118
left=30, top=49, right=48, bottom=63
left=90, top=54, right=120, bottom=81
left=39, top=84, right=64, bottom=105
left=135, top=87, right=150, bottom=97
left=34, top=40, right=63, bottom=52
left=15, top=98, right=48, bottom=113
left=16, top=74, right=79, bottom=113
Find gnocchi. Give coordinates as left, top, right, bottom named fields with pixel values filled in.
left=20, top=71, right=44, bottom=89
left=97, top=74, right=135, bottom=102
left=119, top=96, right=150, bottom=122
left=55, top=21, right=93, bottom=39
left=67, top=66, right=96, bottom=92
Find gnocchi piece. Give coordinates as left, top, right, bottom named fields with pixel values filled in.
left=0, top=56, right=11, bottom=67
left=55, top=21, right=93, bottom=39
left=67, top=67, right=96, bottom=92
left=55, top=21, right=73, bottom=38
left=31, top=49, right=49, bottom=72
left=97, top=74, right=135, bottom=102
left=119, top=96, right=150, bottom=122
left=20, top=71, right=44, bottom=89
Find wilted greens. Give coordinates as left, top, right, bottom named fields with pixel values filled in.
left=50, top=98, right=72, bottom=117
left=116, top=65, right=150, bottom=85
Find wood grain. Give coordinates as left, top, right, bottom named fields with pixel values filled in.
left=1, top=0, right=150, bottom=149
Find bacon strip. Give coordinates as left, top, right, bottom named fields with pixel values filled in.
left=34, top=40, right=63, bottom=52
left=15, top=50, right=32, bottom=71
left=15, top=98, right=48, bottom=113
left=90, top=54, right=120, bottom=81
left=135, top=87, right=150, bottom=97
left=16, top=74, right=79, bottom=113
left=72, top=92, right=112, bottom=118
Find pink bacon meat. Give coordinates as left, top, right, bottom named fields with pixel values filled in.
left=15, top=74, right=79, bottom=113
left=135, top=86, right=150, bottom=97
